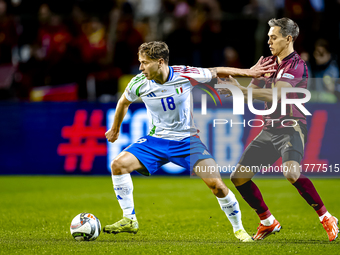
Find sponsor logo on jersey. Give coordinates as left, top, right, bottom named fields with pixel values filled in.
left=282, top=73, right=295, bottom=79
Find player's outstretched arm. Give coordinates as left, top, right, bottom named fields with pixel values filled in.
left=249, top=80, right=293, bottom=102
left=221, top=76, right=292, bottom=103
left=209, top=56, right=276, bottom=78
left=217, top=77, right=262, bottom=104
left=105, top=94, right=132, bottom=143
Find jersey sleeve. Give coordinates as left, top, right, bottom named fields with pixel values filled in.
left=277, top=60, right=306, bottom=87
left=173, top=65, right=212, bottom=83
left=124, top=73, right=147, bottom=102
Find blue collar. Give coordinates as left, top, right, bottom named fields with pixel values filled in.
left=167, top=66, right=174, bottom=82
left=152, top=66, right=173, bottom=83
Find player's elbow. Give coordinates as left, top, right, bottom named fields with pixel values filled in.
left=118, top=97, right=132, bottom=109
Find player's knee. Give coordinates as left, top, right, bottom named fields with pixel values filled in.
left=283, top=162, right=300, bottom=183
left=230, top=165, right=253, bottom=186
left=230, top=171, right=244, bottom=186
left=284, top=170, right=300, bottom=184
left=230, top=172, right=251, bottom=187
left=230, top=171, right=237, bottom=185
left=111, top=158, right=128, bottom=175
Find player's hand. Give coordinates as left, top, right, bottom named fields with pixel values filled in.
left=216, top=77, right=232, bottom=97
left=227, top=76, right=245, bottom=92
left=105, top=129, right=119, bottom=143
left=250, top=56, right=276, bottom=78
left=250, top=56, right=264, bottom=70
left=216, top=76, right=245, bottom=97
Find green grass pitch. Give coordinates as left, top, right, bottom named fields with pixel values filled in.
left=1, top=176, right=339, bottom=254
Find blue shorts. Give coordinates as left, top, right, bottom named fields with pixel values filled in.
left=124, top=135, right=213, bottom=175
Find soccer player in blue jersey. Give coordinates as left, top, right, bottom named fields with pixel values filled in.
left=218, top=18, right=339, bottom=241
left=103, top=41, right=275, bottom=242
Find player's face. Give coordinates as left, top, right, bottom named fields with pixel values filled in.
left=138, top=53, right=160, bottom=80
left=267, top=26, right=290, bottom=56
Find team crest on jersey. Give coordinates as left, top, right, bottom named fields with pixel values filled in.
left=161, top=89, right=168, bottom=93
left=175, top=86, right=183, bottom=94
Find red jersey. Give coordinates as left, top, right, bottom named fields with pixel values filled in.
left=251, top=51, right=308, bottom=130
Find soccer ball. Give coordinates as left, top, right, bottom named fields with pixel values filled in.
left=70, top=213, right=101, bottom=241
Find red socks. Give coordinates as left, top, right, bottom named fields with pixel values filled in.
left=292, top=174, right=327, bottom=216
left=236, top=175, right=327, bottom=220
left=236, top=180, right=271, bottom=218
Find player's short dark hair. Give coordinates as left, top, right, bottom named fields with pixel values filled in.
left=268, top=18, right=299, bottom=42
left=138, top=41, right=169, bottom=64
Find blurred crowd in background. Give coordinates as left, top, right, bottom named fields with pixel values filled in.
left=0, top=0, right=339, bottom=102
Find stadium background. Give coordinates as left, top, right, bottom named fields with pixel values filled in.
left=0, top=0, right=339, bottom=176
left=1, top=1, right=340, bottom=254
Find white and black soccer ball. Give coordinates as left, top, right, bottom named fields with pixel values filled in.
left=70, top=213, right=101, bottom=241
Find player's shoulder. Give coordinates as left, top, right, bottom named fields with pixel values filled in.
left=172, top=65, right=201, bottom=74
left=279, top=52, right=308, bottom=80
left=172, top=65, right=186, bottom=73
left=129, top=72, right=147, bottom=83
left=127, top=72, right=148, bottom=91
left=286, top=51, right=306, bottom=68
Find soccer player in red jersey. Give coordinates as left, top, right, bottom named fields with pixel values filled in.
left=218, top=18, right=339, bottom=241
